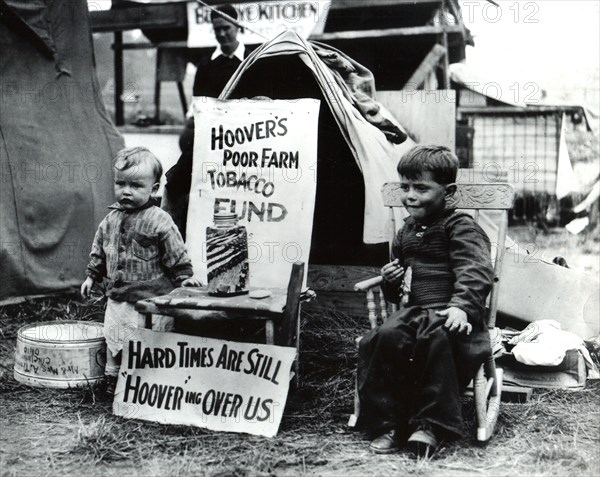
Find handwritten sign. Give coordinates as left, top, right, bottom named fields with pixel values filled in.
left=13, top=322, right=106, bottom=388
left=187, top=1, right=330, bottom=48
left=186, top=97, right=319, bottom=289
left=113, top=329, right=296, bottom=437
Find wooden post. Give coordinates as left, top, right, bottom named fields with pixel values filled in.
left=177, top=81, right=187, bottom=117
left=402, top=44, right=447, bottom=90
left=114, top=30, right=124, bottom=126
left=280, top=262, right=304, bottom=388
left=265, top=320, right=275, bottom=345
left=144, top=313, right=152, bottom=329
left=154, top=52, right=161, bottom=123
left=488, top=211, right=508, bottom=328
left=439, top=31, right=450, bottom=89
left=279, top=262, right=304, bottom=347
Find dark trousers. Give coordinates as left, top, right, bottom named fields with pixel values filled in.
left=357, top=306, right=489, bottom=440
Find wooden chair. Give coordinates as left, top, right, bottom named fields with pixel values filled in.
left=351, top=182, right=515, bottom=443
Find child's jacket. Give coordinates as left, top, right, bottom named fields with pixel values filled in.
left=357, top=208, right=495, bottom=438
left=86, top=202, right=193, bottom=303
left=385, top=208, right=494, bottom=323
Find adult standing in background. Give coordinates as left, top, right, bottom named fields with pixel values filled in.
left=168, top=4, right=250, bottom=238
left=192, top=3, right=248, bottom=99
left=178, top=4, right=250, bottom=153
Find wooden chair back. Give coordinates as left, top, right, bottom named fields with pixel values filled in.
left=358, top=182, right=515, bottom=330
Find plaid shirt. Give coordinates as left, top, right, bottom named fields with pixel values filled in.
left=86, top=202, right=193, bottom=302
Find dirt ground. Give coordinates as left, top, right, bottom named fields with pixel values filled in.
left=1, top=222, right=599, bottom=477
left=2, top=188, right=599, bottom=477
left=1, top=349, right=599, bottom=477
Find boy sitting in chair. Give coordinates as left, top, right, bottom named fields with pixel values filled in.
left=357, top=145, right=494, bottom=456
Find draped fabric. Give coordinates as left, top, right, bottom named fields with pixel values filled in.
left=221, top=31, right=413, bottom=244
left=0, top=0, right=124, bottom=301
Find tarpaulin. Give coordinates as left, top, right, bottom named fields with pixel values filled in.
left=221, top=30, right=413, bottom=245
left=0, top=0, right=124, bottom=301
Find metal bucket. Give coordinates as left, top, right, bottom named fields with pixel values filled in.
left=14, top=321, right=106, bottom=388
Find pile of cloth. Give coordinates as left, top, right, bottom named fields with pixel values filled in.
left=492, top=320, right=599, bottom=389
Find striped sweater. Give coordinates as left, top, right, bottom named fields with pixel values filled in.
left=385, top=209, right=494, bottom=322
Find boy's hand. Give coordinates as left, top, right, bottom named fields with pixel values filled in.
left=381, top=259, right=404, bottom=285
left=437, top=307, right=471, bottom=335
left=80, top=277, right=94, bottom=299
left=181, top=276, right=202, bottom=287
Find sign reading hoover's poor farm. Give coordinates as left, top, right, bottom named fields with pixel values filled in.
left=187, top=97, right=319, bottom=289
left=113, top=329, right=296, bottom=437
left=187, top=1, right=330, bottom=48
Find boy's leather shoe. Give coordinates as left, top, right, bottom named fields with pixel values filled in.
left=369, top=429, right=401, bottom=454
left=407, top=427, right=438, bottom=458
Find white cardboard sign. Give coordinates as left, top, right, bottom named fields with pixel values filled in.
left=186, top=97, right=319, bottom=290
left=187, top=1, right=330, bottom=48
left=113, top=328, right=296, bottom=437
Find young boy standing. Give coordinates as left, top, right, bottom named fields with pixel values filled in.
left=357, top=145, right=494, bottom=456
left=81, top=147, right=200, bottom=393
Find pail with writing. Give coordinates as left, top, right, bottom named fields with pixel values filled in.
left=206, top=212, right=250, bottom=296
left=14, top=321, right=106, bottom=388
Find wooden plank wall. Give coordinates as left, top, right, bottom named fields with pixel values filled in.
left=306, top=264, right=380, bottom=318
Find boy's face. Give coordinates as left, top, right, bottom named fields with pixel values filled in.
left=114, top=161, right=159, bottom=210
left=399, top=171, right=454, bottom=222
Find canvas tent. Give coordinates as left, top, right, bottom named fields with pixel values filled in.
left=213, top=31, right=413, bottom=266
left=0, top=0, right=123, bottom=302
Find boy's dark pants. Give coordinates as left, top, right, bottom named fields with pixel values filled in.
left=356, top=306, right=490, bottom=440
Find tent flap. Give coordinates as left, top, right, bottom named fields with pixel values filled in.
left=222, top=31, right=414, bottom=244
left=0, top=0, right=124, bottom=301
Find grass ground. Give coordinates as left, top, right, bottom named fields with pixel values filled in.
left=1, top=252, right=599, bottom=477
